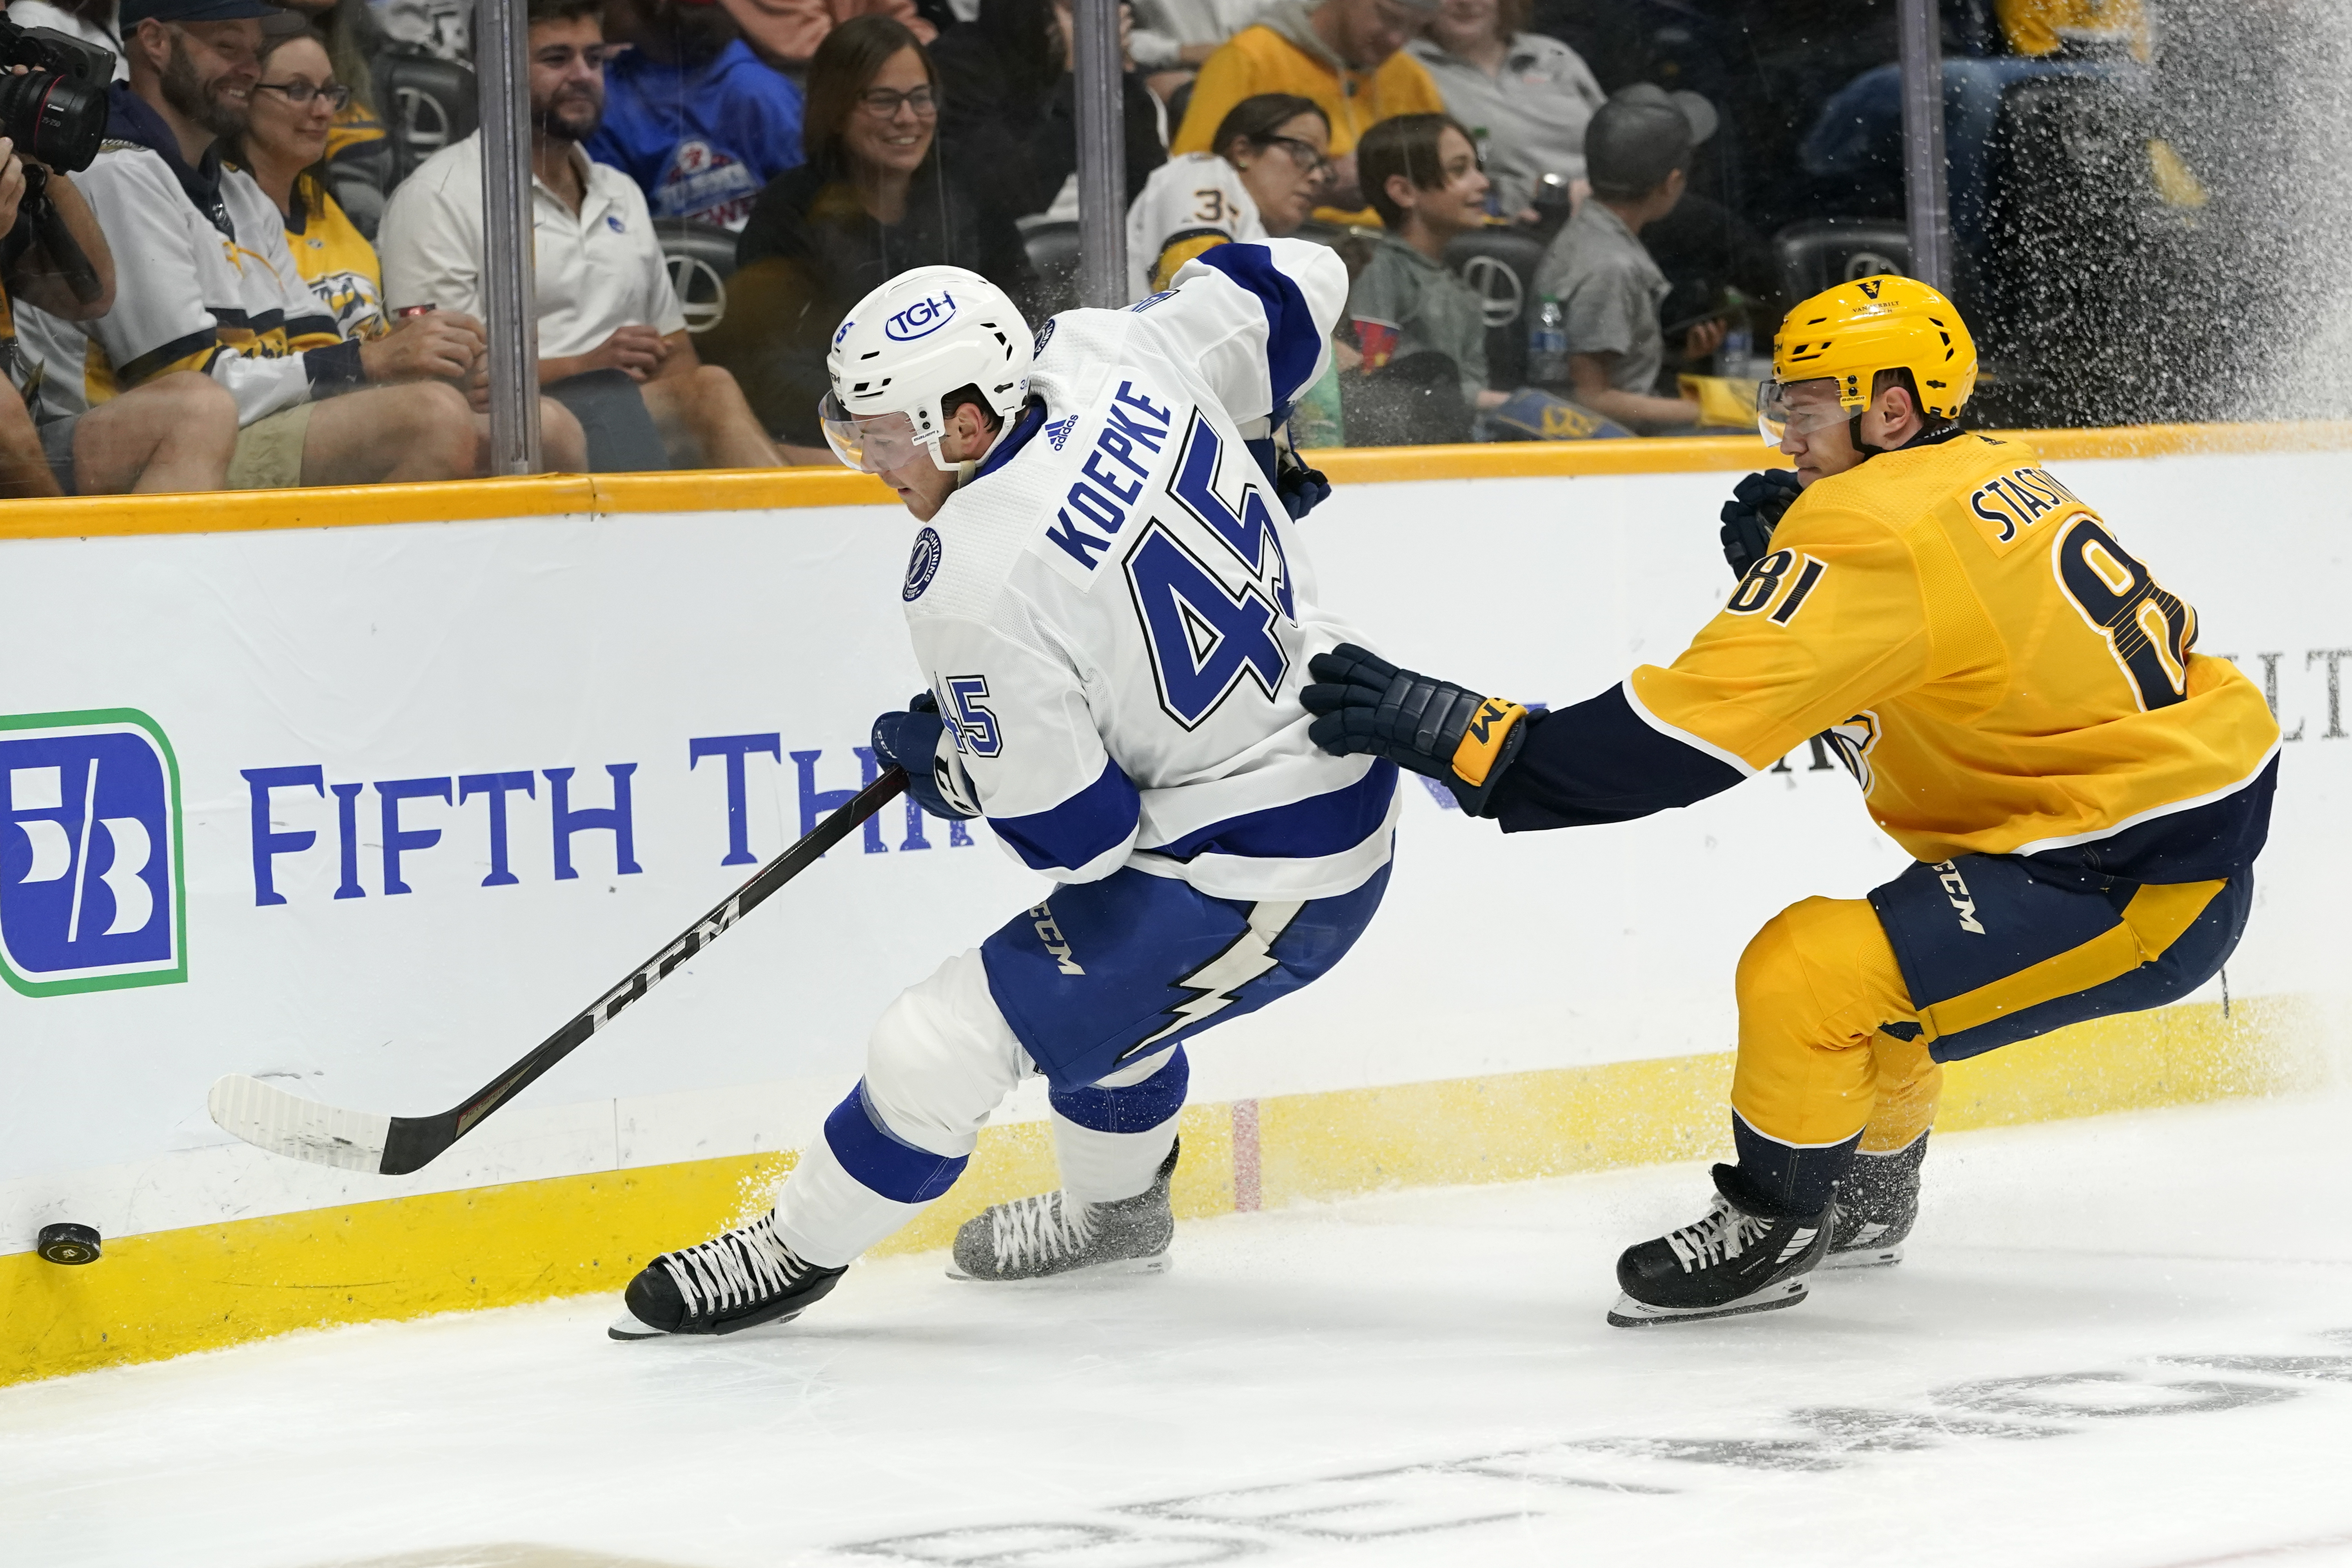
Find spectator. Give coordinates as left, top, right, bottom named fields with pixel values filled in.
left=931, top=0, right=1164, bottom=223
left=714, top=0, right=932, bottom=71
left=7, top=0, right=129, bottom=77
left=1127, top=92, right=1343, bottom=442
left=1127, top=0, right=1272, bottom=101
left=708, top=15, right=1033, bottom=455
left=16, top=0, right=483, bottom=488
left=0, top=125, right=236, bottom=493
left=590, top=0, right=806, bottom=230
left=227, top=22, right=591, bottom=469
left=1126, top=91, right=1327, bottom=296
left=379, top=0, right=781, bottom=470
left=1406, top=0, right=1602, bottom=220
left=1533, top=83, right=1720, bottom=434
left=1345, top=111, right=1500, bottom=428
left=1171, top=0, right=1445, bottom=222
left=267, top=0, right=400, bottom=239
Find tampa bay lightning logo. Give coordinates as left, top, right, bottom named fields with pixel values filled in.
left=1031, top=318, right=1056, bottom=356
left=903, top=527, right=943, bottom=602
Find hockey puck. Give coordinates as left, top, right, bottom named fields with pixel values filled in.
left=36, top=1223, right=101, bottom=1265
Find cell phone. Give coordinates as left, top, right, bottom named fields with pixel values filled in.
left=396, top=304, right=437, bottom=318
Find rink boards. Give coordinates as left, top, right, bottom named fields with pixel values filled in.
left=1, top=426, right=2345, bottom=1384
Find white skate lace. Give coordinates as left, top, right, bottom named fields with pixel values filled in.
left=658, top=1211, right=811, bottom=1316
left=1665, top=1197, right=1772, bottom=1274
left=987, top=1191, right=1095, bottom=1273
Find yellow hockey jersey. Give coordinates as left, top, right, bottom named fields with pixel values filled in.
left=283, top=172, right=390, bottom=342
left=1626, top=433, right=2280, bottom=867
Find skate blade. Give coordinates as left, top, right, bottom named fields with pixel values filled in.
left=606, top=1306, right=809, bottom=1341
left=1606, top=1277, right=1808, bottom=1328
left=608, top=1308, right=669, bottom=1341
left=946, top=1253, right=1171, bottom=1284
left=1820, top=1243, right=1904, bottom=1270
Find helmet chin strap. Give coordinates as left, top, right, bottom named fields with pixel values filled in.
left=1850, top=410, right=1885, bottom=461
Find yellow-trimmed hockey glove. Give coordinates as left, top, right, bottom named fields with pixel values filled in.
left=1301, top=643, right=1528, bottom=815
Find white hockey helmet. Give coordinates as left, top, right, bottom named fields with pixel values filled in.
left=821, top=265, right=1033, bottom=474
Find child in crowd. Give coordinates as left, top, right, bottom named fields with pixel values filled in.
left=1347, top=113, right=1507, bottom=424
left=1533, top=83, right=1749, bottom=435
left=1346, top=111, right=1631, bottom=445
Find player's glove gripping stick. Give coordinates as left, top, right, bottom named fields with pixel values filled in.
left=872, top=693, right=980, bottom=820
left=1720, top=468, right=1803, bottom=579
left=1301, top=643, right=1528, bottom=815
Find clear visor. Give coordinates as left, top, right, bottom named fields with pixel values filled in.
left=1757, top=377, right=1859, bottom=447
left=820, top=393, right=930, bottom=474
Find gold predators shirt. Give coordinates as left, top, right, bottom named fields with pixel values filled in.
left=1489, top=431, right=2280, bottom=884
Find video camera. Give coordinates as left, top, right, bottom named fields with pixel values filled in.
left=0, top=15, right=116, bottom=174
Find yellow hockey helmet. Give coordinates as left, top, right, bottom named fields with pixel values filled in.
left=1769, top=274, right=1978, bottom=422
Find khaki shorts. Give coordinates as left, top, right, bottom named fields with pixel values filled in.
left=227, top=403, right=314, bottom=490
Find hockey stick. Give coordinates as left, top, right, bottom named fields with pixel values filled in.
left=209, top=768, right=910, bottom=1176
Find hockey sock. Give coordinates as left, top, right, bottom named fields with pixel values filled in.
left=771, top=1080, right=969, bottom=1268
left=1729, top=1111, right=1860, bottom=1218
left=1049, top=1047, right=1189, bottom=1204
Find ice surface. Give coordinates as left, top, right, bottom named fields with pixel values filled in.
left=5, top=1094, right=2351, bottom=1568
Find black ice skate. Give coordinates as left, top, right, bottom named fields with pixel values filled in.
left=948, top=1139, right=1180, bottom=1282
left=1824, top=1133, right=1928, bottom=1270
left=609, top=1209, right=847, bottom=1339
left=1608, top=1166, right=1835, bottom=1328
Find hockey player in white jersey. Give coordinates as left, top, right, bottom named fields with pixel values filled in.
left=612, top=241, right=1396, bottom=1339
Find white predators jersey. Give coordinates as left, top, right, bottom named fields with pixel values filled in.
left=16, top=145, right=339, bottom=422
left=904, top=238, right=1396, bottom=902
left=1125, top=153, right=1264, bottom=301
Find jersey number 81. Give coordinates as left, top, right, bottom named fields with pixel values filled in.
left=2052, top=516, right=2194, bottom=713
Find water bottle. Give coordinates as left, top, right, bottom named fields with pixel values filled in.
left=1529, top=296, right=1567, bottom=386
left=1718, top=318, right=1753, bottom=378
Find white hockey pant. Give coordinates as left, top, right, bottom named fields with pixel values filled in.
left=770, top=948, right=1184, bottom=1267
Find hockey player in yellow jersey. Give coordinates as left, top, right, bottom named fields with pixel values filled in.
left=1303, top=275, right=2281, bottom=1327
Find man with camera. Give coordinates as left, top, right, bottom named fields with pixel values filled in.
left=12, top=0, right=487, bottom=490
left=0, top=12, right=237, bottom=495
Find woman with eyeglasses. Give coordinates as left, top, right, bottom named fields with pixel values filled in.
left=711, top=15, right=1036, bottom=458
left=1124, top=93, right=1346, bottom=443
left=1124, top=91, right=1329, bottom=299
left=226, top=24, right=589, bottom=468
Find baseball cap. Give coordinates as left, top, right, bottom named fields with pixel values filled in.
left=1585, top=83, right=1719, bottom=199
left=119, top=0, right=290, bottom=27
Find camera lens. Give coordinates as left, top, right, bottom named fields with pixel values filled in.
left=0, top=68, right=110, bottom=173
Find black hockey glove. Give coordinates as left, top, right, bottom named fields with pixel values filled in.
left=871, top=693, right=980, bottom=820
left=1300, top=643, right=1529, bottom=815
left=1719, top=469, right=1804, bottom=579
left=1274, top=445, right=1332, bottom=520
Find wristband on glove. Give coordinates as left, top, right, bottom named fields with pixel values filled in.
left=1299, top=642, right=1529, bottom=815
left=1719, top=468, right=1804, bottom=579
left=871, top=693, right=980, bottom=821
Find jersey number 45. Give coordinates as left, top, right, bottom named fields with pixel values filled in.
left=1123, top=413, right=1299, bottom=730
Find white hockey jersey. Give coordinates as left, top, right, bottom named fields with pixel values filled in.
left=904, top=238, right=1396, bottom=903
left=1124, top=153, right=1264, bottom=302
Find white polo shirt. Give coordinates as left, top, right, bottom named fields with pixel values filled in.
left=377, top=131, right=687, bottom=360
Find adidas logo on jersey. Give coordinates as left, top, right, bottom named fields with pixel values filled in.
left=1044, top=417, right=1078, bottom=451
